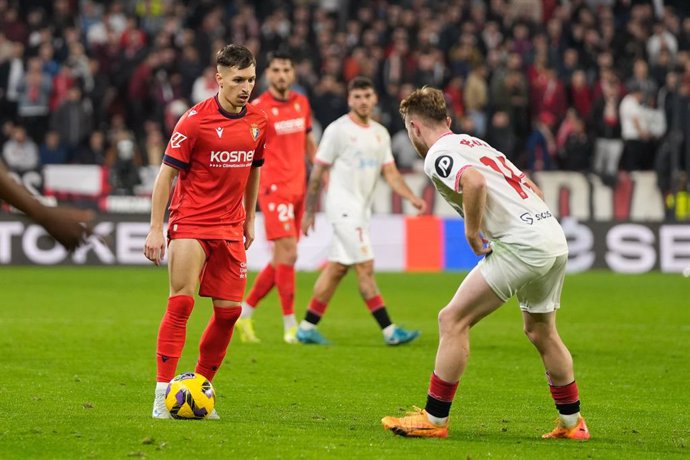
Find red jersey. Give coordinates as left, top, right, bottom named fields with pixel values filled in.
left=163, top=95, right=268, bottom=241
left=251, top=91, right=312, bottom=195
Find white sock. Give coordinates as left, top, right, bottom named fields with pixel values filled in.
left=382, top=324, right=396, bottom=339
left=426, top=413, right=449, bottom=427
left=240, top=301, right=254, bottom=319
left=155, top=382, right=168, bottom=395
left=299, top=320, right=316, bottom=330
left=559, top=412, right=580, bottom=428
left=283, top=314, right=297, bottom=330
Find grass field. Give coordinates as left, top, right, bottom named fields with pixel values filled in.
left=0, top=267, right=688, bottom=459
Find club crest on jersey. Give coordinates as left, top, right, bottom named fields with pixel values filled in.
left=435, top=155, right=454, bottom=178
left=216, top=127, right=224, bottom=138
left=250, top=124, right=260, bottom=140
left=170, top=131, right=187, bottom=149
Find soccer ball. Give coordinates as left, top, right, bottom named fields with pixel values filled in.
left=165, top=372, right=215, bottom=419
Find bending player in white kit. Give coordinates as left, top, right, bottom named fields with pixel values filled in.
left=296, top=76, right=426, bottom=346
left=382, top=87, right=590, bottom=440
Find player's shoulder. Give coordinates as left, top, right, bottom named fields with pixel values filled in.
left=369, top=119, right=391, bottom=137
left=290, top=91, right=311, bottom=106
left=246, top=103, right=269, bottom=125
left=251, top=92, right=270, bottom=107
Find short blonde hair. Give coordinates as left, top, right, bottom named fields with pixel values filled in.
left=399, top=86, right=448, bottom=123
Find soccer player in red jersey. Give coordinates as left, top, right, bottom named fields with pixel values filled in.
left=144, top=44, right=268, bottom=419
left=235, top=50, right=317, bottom=344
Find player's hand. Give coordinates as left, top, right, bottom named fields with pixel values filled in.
left=144, top=229, right=166, bottom=266
left=35, top=206, right=94, bottom=251
left=410, top=196, right=427, bottom=215
left=302, top=212, right=315, bottom=236
left=243, top=217, right=255, bottom=250
left=467, top=232, right=492, bottom=256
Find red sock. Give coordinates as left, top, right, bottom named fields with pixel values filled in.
left=245, top=263, right=275, bottom=307
left=156, top=295, right=194, bottom=382
left=195, top=306, right=241, bottom=382
left=425, top=372, right=459, bottom=419
left=304, top=298, right=328, bottom=325
left=428, top=372, right=459, bottom=402
left=275, top=264, right=295, bottom=316
left=365, top=294, right=384, bottom=312
left=549, top=379, right=580, bottom=414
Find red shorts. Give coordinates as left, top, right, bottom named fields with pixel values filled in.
left=197, top=239, right=247, bottom=301
left=258, top=187, right=305, bottom=241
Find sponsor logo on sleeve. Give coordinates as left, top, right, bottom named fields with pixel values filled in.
left=434, top=155, right=454, bottom=178
left=170, top=132, right=187, bottom=149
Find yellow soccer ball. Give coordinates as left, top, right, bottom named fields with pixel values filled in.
left=165, top=372, right=215, bottom=419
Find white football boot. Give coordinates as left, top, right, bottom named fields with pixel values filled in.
left=152, top=383, right=172, bottom=419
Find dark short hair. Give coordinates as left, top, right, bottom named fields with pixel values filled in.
left=216, top=44, right=256, bottom=69
left=348, top=76, right=375, bottom=93
left=266, top=48, right=294, bottom=66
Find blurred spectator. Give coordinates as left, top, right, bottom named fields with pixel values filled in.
left=620, top=84, right=653, bottom=171
left=73, top=131, right=107, bottom=165
left=0, top=41, right=24, bottom=123
left=568, top=69, right=593, bottom=119
left=647, top=21, right=678, bottom=65
left=2, top=125, right=39, bottom=173
left=526, top=112, right=557, bottom=172
left=559, top=116, right=593, bottom=171
left=39, top=130, right=68, bottom=165
left=50, top=86, right=93, bottom=153
left=626, top=59, right=658, bottom=104
left=487, top=111, right=517, bottom=163
left=464, top=64, right=488, bottom=137
left=109, top=137, right=141, bottom=195
left=590, top=76, right=624, bottom=179
left=312, top=75, right=347, bottom=128
left=16, top=58, right=52, bottom=142
left=191, top=67, right=218, bottom=104
left=391, top=129, right=420, bottom=172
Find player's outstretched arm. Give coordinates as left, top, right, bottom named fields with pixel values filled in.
left=460, top=167, right=492, bottom=256
left=381, top=163, right=427, bottom=215
left=0, top=164, right=92, bottom=250
left=302, top=162, right=329, bottom=236
left=243, top=166, right=261, bottom=250
left=144, top=164, right=178, bottom=265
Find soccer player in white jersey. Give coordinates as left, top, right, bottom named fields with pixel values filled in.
left=296, top=76, right=426, bottom=346
left=382, top=87, right=590, bottom=440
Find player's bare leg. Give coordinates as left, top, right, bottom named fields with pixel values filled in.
left=382, top=267, right=503, bottom=435
left=353, top=261, right=419, bottom=345
left=297, top=262, right=348, bottom=344
left=524, top=312, right=589, bottom=440
left=153, top=239, right=206, bottom=419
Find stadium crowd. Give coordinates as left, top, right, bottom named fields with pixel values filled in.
left=1, top=0, right=689, bottom=200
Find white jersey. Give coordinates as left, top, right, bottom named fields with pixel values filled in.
left=424, top=133, right=568, bottom=259
left=316, top=114, right=394, bottom=223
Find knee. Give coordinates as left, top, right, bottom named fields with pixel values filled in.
left=523, top=323, right=554, bottom=346
left=437, top=306, right=469, bottom=336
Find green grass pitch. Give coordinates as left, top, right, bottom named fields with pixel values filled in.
left=0, top=267, right=688, bottom=459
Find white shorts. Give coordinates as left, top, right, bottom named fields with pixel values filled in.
left=328, top=221, right=374, bottom=265
left=478, top=241, right=567, bottom=313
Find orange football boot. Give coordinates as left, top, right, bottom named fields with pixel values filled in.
left=382, top=407, right=449, bottom=438
left=542, top=416, right=590, bottom=440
